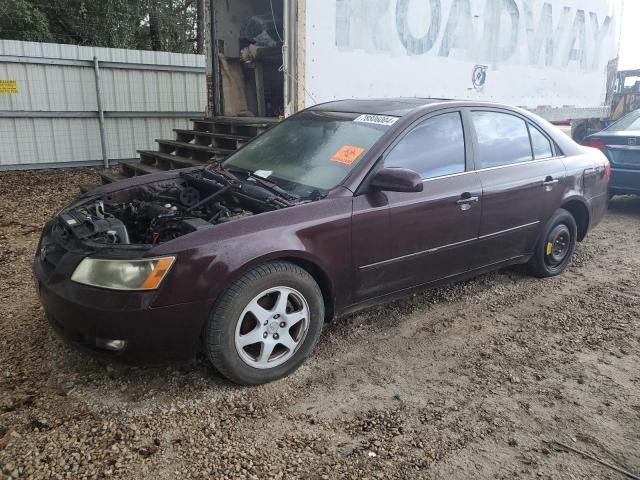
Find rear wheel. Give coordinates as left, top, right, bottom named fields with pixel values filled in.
left=205, top=261, right=324, bottom=385
left=529, top=209, right=577, bottom=278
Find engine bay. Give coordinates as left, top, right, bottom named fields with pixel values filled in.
left=57, top=168, right=302, bottom=247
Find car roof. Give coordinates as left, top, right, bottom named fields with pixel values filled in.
left=308, top=98, right=456, bottom=116
left=308, top=97, right=583, bottom=161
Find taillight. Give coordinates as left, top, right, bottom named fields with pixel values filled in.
left=582, top=139, right=606, bottom=151
left=603, top=159, right=611, bottom=182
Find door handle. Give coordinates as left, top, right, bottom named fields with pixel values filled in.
left=456, top=194, right=479, bottom=205
left=543, top=176, right=559, bottom=187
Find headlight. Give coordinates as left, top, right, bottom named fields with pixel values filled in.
left=71, top=257, right=175, bottom=291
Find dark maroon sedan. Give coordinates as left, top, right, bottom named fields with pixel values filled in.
left=35, top=99, right=609, bottom=385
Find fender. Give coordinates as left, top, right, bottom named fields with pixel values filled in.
left=209, top=249, right=338, bottom=319
left=559, top=194, right=593, bottom=241
left=150, top=196, right=354, bottom=309
left=529, top=193, right=591, bottom=247
left=559, top=193, right=591, bottom=213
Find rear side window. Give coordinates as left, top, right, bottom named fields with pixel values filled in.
left=472, top=111, right=533, bottom=168
left=384, top=112, right=466, bottom=179
left=528, top=124, right=553, bottom=159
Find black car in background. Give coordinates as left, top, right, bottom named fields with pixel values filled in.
left=583, top=110, right=640, bottom=198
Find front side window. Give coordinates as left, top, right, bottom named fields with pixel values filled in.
left=529, top=124, right=553, bottom=159
left=384, top=112, right=466, bottom=179
left=223, top=111, right=392, bottom=193
left=472, top=111, right=533, bottom=168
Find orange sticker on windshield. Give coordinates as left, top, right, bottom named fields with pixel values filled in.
left=331, top=145, right=365, bottom=165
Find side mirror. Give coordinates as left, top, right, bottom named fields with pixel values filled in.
left=370, top=167, right=423, bottom=193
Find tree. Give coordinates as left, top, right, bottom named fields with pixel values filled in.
left=0, top=0, right=202, bottom=54
left=0, top=0, right=53, bottom=43
left=137, top=0, right=199, bottom=53
left=196, top=0, right=204, bottom=54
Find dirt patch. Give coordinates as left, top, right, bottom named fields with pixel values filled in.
left=1, top=169, right=639, bottom=479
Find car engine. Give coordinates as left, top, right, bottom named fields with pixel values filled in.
left=57, top=167, right=300, bottom=247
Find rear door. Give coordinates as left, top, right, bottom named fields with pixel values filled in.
left=351, top=110, right=482, bottom=301
left=469, top=110, right=566, bottom=269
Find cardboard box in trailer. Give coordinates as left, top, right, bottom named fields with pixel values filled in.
left=205, top=0, right=624, bottom=137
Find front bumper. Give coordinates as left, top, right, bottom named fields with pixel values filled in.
left=34, top=225, right=213, bottom=361
left=36, top=278, right=211, bottom=360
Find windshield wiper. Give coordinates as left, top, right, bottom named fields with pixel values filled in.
left=206, top=164, right=238, bottom=183
left=246, top=174, right=299, bottom=201
left=223, top=166, right=299, bottom=202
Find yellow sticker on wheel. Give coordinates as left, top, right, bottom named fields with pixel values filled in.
left=546, top=242, right=553, bottom=255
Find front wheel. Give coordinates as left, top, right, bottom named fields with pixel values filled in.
left=529, top=209, right=578, bottom=278
left=205, top=261, right=324, bottom=385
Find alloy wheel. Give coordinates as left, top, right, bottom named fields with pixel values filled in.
left=234, top=287, right=310, bottom=369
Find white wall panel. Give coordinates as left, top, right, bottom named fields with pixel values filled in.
left=0, top=40, right=206, bottom=169
left=0, top=118, right=102, bottom=165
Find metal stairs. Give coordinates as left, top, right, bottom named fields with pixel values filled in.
left=100, top=116, right=278, bottom=183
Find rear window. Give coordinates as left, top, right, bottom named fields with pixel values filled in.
left=607, top=110, right=640, bottom=131
left=528, top=124, right=554, bottom=159
left=472, top=111, right=533, bottom=168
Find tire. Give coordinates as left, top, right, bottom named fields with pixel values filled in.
left=205, top=261, right=324, bottom=385
left=529, top=208, right=578, bottom=278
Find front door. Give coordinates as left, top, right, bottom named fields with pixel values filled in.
left=351, top=111, right=482, bottom=302
left=468, top=110, right=567, bottom=268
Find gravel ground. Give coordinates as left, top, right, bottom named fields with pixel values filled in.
left=0, top=168, right=639, bottom=480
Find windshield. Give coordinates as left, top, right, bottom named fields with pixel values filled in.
left=607, top=110, right=640, bottom=132
left=222, top=111, right=393, bottom=193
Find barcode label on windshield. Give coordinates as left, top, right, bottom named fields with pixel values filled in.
left=354, top=114, right=399, bottom=126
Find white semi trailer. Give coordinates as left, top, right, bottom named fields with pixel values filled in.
left=205, top=0, right=624, bottom=137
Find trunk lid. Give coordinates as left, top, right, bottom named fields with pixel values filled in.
left=587, top=131, right=640, bottom=170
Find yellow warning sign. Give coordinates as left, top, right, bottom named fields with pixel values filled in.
left=0, top=80, right=18, bottom=94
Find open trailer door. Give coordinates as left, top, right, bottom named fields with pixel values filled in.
left=209, top=0, right=286, bottom=118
